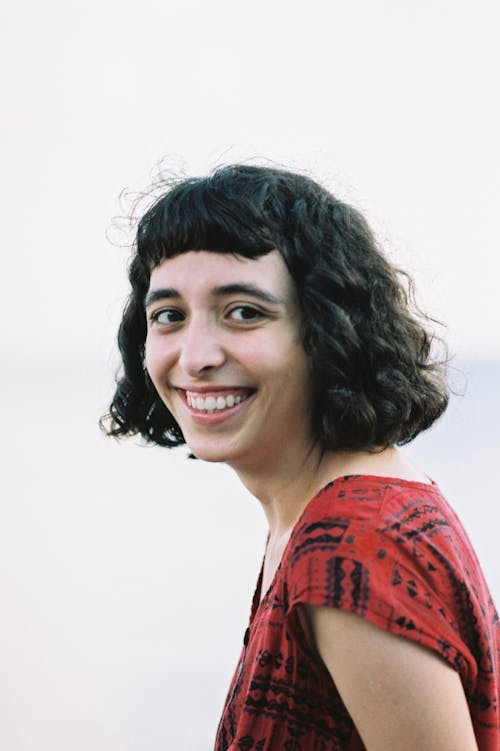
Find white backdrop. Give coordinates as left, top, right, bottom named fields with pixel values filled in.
left=1, top=1, right=499, bottom=749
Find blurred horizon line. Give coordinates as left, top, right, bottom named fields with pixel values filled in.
left=1, top=352, right=499, bottom=380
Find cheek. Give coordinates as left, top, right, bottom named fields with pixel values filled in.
left=255, top=341, right=311, bottom=390
left=280, top=345, right=313, bottom=397
left=240, top=328, right=303, bottom=364
left=144, top=335, right=174, bottom=385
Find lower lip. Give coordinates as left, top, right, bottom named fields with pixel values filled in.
left=180, top=392, right=256, bottom=425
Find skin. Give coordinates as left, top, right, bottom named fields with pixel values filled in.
left=145, top=249, right=478, bottom=750
left=306, top=608, right=479, bottom=751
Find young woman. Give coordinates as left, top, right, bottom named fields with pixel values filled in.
left=103, top=165, right=499, bottom=750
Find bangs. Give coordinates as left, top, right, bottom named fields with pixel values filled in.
left=136, top=175, right=277, bottom=269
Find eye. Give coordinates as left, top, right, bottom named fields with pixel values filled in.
left=227, top=305, right=266, bottom=323
left=149, top=308, right=185, bottom=325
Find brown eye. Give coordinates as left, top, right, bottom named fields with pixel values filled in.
left=151, top=308, right=184, bottom=325
left=228, top=306, right=265, bottom=322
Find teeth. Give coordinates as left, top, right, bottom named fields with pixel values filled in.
left=205, top=396, right=217, bottom=410
left=186, top=391, right=250, bottom=412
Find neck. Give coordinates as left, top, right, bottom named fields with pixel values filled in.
left=231, top=440, right=334, bottom=540
left=230, top=444, right=412, bottom=542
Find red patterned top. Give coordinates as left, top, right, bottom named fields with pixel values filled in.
left=215, top=475, right=500, bottom=750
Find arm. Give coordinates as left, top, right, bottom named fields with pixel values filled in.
left=306, top=606, right=479, bottom=751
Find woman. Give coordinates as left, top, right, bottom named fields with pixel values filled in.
left=103, top=164, right=499, bottom=750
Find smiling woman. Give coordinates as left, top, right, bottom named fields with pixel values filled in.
left=143, top=251, right=312, bottom=469
left=101, top=165, right=499, bottom=750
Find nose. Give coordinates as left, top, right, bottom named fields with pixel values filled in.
left=178, top=317, right=226, bottom=377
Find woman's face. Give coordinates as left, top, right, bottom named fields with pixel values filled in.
left=144, top=250, right=315, bottom=471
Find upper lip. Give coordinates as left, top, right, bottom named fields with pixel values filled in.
left=174, top=385, right=255, bottom=394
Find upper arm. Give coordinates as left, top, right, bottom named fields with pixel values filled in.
left=306, top=605, right=478, bottom=751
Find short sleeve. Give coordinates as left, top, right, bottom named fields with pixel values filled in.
left=284, top=480, right=477, bottom=690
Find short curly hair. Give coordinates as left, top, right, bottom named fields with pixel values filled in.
left=102, top=163, right=449, bottom=451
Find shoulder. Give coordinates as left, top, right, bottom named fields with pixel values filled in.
left=285, top=475, right=388, bottom=578
left=285, top=474, right=489, bottom=680
left=284, top=476, right=410, bottom=620
left=288, top=472, right=462, bottom=597
left=285, top=474, right=467, bottom=642
left=291, top=472, right=442, bottom=552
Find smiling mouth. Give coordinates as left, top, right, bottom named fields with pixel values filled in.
left=184, top=389, right=255, bottom=414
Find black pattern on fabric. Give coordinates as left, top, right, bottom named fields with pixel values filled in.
left=215, top=476, right=500, bottom=749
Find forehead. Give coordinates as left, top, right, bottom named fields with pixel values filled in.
left=147, top=249, right=295, bottom=298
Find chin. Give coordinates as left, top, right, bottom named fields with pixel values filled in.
left=190, top=449, right=226, bottom=464
left=185, top=436, right=248, bottom=466
left=184, top=441, right=233, bottom=464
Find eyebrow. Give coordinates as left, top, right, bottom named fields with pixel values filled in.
left=144, top=283, right=283, bottom=309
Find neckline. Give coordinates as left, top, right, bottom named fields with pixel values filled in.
left=252, top=473, right=437, bottom=613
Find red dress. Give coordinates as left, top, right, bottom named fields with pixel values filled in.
left=215, top=475, right=500, bottom=750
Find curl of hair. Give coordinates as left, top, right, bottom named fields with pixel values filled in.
left=101, top=163, right=449, bottom=451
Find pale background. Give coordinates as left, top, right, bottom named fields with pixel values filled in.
left=1, top=1, right=499, bottom=749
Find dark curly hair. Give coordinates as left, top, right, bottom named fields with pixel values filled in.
left=102, top=163, right=449, bottom=451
